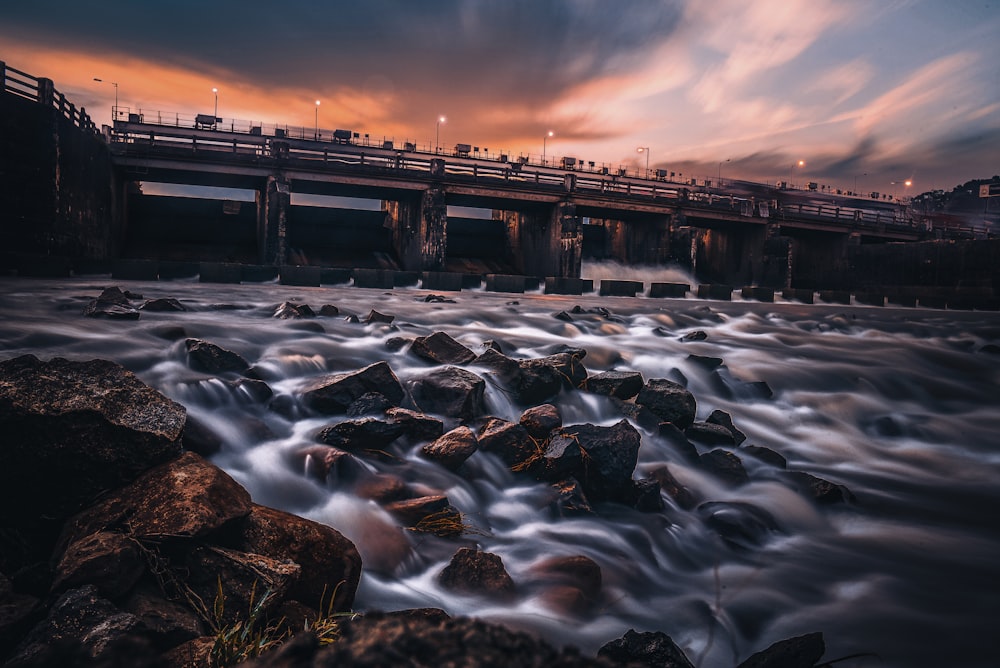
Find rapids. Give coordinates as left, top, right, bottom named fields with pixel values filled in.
left=1, top=271, right=998, bottom=667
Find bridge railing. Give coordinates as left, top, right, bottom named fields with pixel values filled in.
left=1, top=60, right=99, bottom=135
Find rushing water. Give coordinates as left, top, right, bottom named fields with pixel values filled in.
left=1, top=270, right=999, bottom=668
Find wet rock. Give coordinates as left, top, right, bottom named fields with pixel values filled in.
left=181, top=414, right=223, bottom=457
left=742, top=445, right=787, bottom=468
left=410, top=331, right=477, bottom=365
left=549, top=478, right=594, bottom=516
left=233, top=504, right=362, bottom=613
left=635, top=378, right=697, bottom=428
left=83, top=286, right=140, bottom=319
left=273, top=301, right=316, bottom=319
left=531, top=555, right=602, bottom=603
left=706, top=409, right=747, bottom=445
left=736, top=631, right=825, bottom=668
left=610, top=397, right=662, bottom=431
left=438, top=548, right=515, bottom=597
left=629, top=478, right=665, bottom=513
left=471, top=347, right=522, bottom=387
left=599, top=629, right=695, bottom=668
left=364, top=309, right=394, bottom=324
left=698, top=501, right=780, bottom=549
left=346, top=391, right=392, bottom=417
left=384, top=336, right=412, bottom=352
left=229, top=377, right=274, bottom=402
left=121, top=585, right=205, bottom=650
left=698, top=449, right=750, bottom=486
left=421, top=426, right=478, bottom=471
left=139, top=297, right=186, bottom=312
left=0, top=355, right=186, bottom=525
left=554, top=310, right=574, bottom=322
left=407, top=366, right=486, bottom=420
left=679, top=330, right=708, bottom=342
left=584, top=370, right=644, bottom=400
left=317, top=417, right=406, bottom=452
left=519, top=403, right=562, bottom=439
left=344, top=314, right=361, bottom=324
left=184, top=338, right=250, bottom=374
left=685, top=421, right=737, bottom=445
left=744, top=380, right=774, bottom=399
left=516, top=352, right=588, bottom=404
left=352, top=472, right=410, bottom=504
left=384, top=407, right=445, bottom=441
left=647, top=465, right=698, bottom=509
left=657, top=422, right=699, bottom=462
left=385, top=495, right=451, bottom=527
left=482, top=339, right=504, bottom=353
left=318, top=304, right=340, bottom=316
left=298, top=445, right=364, bottom=483
left=424, top=294, right=456, bottom=303
left=51, top=531, right=144, bottom=599
left=477, top=417, right=536, bottom=469
left=542, top=420, right=641, bottom=503
left=687, top=354, right=723, bottom=371
left=300, top=361, right=405, bottom=414
left=784, top=471, right=853, bottom=504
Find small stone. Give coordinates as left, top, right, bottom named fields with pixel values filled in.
left=679, top=330, right=708, bottom=342
left=438, top=548, right=515, bottom=597
left=635, top=378, right=697, bottom=428
left=584, top=370, right=644, bottom=400
left=365, top=309, right=394, bottom=324
left=519, top=404, right=562, bottom=439
left=685, top=421, right=737, bottom=445
left=185, top=338, right=250, bottom=374
left=698, top=449, right=749, bottom=486
left=706, top=409, right=747, bottom=445
left=410, top=331, right=477, bottom=365
left=421, top=426, right=478, bottom=471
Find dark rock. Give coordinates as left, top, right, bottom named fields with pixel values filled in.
left=685, top=421, right=736, bottom=445
left=408, top=366, right=486, bottom=420
left=584, top=370, right=644, bottom=400
left=384, top=407, right=445, bottom=441
left=698, top=501, right=780, bottom=550
left=364, top=309, right=394, bottom=324
left=317, top=418, right=406, bottom=452
left=384, top=336, right=412, bottom=352
left=477, top=418, right=536, bottom=469
left=121, top=585, right=205, bottom=650
left=438, top=548, right=515, bottom=597
left=385, top=495, right=452, bottom=527
left=610, top=397, right=662, bottom=431
left=421, top=426, right=478, bottom=470
left=471, top=347, right=522, bottom=387
left=410, top=331, right=477, bottom=365
left=230, top=377, right=274, bottom=402
left=234, top=504, right=362, bottom=613
left=635, top=378, right=697, bottom=428
left=181, top=414, right=223, bottom=457
left=679, top=330, right=708, bottom=342
left=352, top=473, right=410, bottom=503
left=122, top=290, right=143, bottom=300
left=744, top=380, right=774, bottom=399
left=629, top=478, right=665, bottom=512
left=519, top=403, right=562, bottom=439
left=657, top=422, right=699, bottom=462
left=274, top=301, right=315, bottom=319
left=424, top=294, right=457, bottom=303
left=698, top=449, right=750, bottom=486
left=554, top=310, right=574, bottom=322
left=599, top=629, right=695, bottom=668
left=83, top=286, right=140, bottom=319
left=159, top=636, right=214, bottom=668
left=531, top=555, right=602, bottom=603
left=344, top=314, right=361, bottom=324
left=482, top=340, right=504, bottom=353
left=0, top=355, right=185, bottom=525
left=346, top=391, right=392, bottom=417
left=517, top=352, right=588, bottom=404
left=51, top=531, right=144, bottom=599
left=549, top=478, right=594, bottom=516
left=687, top=353, right=724, bottom=370
left=706, top=409, right=747, bottom=445
left=784, top=471, right=853, bottom=504
left=139, top=297, right=186, bottom=312
left=149, top=324, right=187, bottom=341
left=736, top=631, right=825, bottom=668
left=318, top=304, right=340, bottom=316
left=647, top=465, right=698, bottom=509
left=0, top=586, right=41, bottom=656
left=542, top=420, right=641, bottom=503
left=300, top=361, right=405, bottom=414
left=184, top=338, right=250, bottom=374
left=298, top=445, right=364, bottom=483
left=742, top=445, right=787, bottom=468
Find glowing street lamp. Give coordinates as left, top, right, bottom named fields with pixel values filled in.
left=788, top=159, right=805, bottom=188
left=637, top=147, right=650, bottom=176
left=891, top=179, right=913, bottom=200
left=718, top=158, right=731, bottom=185
left=436, top=116, right=446, bottom=153
left=543, top=130, right=554, bottom=165
left=92, top=78, right=118, bottom=120
left=315, top=100, right=321, bottom=140
left=212, top=87, right=218, bottom=120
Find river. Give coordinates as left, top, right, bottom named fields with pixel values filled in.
left=1, top=268, right=997, bottom=667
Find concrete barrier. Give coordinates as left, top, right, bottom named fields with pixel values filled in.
left=917, top=296, right=948, bottom=309
left=393, top=271, right=420, bottom=287
left=524, top=276, right=542, bottom=292
left=485, top=274, right=525, bottom=293
left=781, top=288, right=814, bottom=304
left=199, top=262, right=242, bottom=284
left=462, top=274, right=483, bottom=289
left=885, top=294, right=917, bottom=307
left=352, top=268, right=395, bottom=289
left=112, top=259, right=158, bottom=281
left=600, top=280, right=643, bottom=297
left=280, top=265, right=321, bottom=287
left=581, top=279, right=594, bottom=294
left=649, top=282, right=689, bottom=298
left=697, top=284, right=733, bottom=300
left=545, top=277, right=586, bottom=295
left=240, top=265, right=279, bottom=283
left=853, top=292, right=885, bottom=307
left=740, top=286, right=775, bottom=302
left=817, top=290, right=851, bottom=305
left=158, top=261, right=200, bottom=280
left=320, top=268, right=352, bottom=285
left=421, top=271, right=464, bottom=292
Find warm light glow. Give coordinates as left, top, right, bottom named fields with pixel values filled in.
left=637, top=147, right=645, bottom=153
left=316, top=99, right=321, bottom=106
left=798, top=160, right=805, bottom=167
left=547, top=130, right=554, bottom=137
left=439, top=115, right=446, bottom=123
left=212, top=87, right=218, bottom=93
left=905, top=179, right=912, bottom=186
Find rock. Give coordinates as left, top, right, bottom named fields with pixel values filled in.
left=584, top=370, right=644, bottom=399
left=477, top=418, right=536, bottom=469
left=438, top=548, right=514, bottom=597
left=679, top=330, right=708, bottom=342
left=697, top=501, right=780, bottom=550
left=352, top=473, right=410, bottom=504
left=531, top=555, right=602, bottom=602
left=234, top=504, right=362, bottom=613
left=656, top=422, right=699, bottom=462
left=274, top=301, right=315, bottom=319
left=319, top=304, right=340, bottom=316
left=407, top=366, right=485, bottom=420
left=685, top=421, right=737, bottom=445
left=516, top=352, right=588, bottom=404
left=421, top=426, right=478, bottom=471
left=471, top=347, right=522, bottom=387
left=139, top=297, right=186, bottom=312
left=300, top=361, right=405, bottom=414
left=384, top=407, right=445, bottom=441
left=158, top=636, right=215, bottom=668
left=647, top=466, right=698, bottom=510
left=317, top=418, right=406, bottom=452
left=346, top=392, right=392, bottom=417
left=83, top=286, right=140, bottom=319
left=385, top=495, right=452, bottom=527
left=298, top=445, right=364, bottom=483
left=519, top=403, right=562, bottom=439
left=424, top=294, right=457, bottom=303
left=698, top=449, right=750, bottom=486
left=542, top=420, right=641, bottom=503
left=554, top=310, right=574, bottom=322
left=742, top=445, right=787, bottom=468
left=57, top=451, right=252, bottom=551
left=635, top=378, right=697, bottom=428
left=687, top=353, right=724, bottom=370
left=364, top=309, right=394, bottom=324
left=736, top=631, right=825, bottom=668
left=610, top=397, right=662, bottom=431
left=184, top=338, right=250, bottom=374
left=0, top=585, right=41, bottom=657
left=0, top=355, right=185, bottom=525
left=230, top=377, right=274, bottom=402
left=181, top=414, right=223, bottom=457
left=51, top=531, right=144, bottom=599
left=121, top=585, right=205, bottom=650
left=599, top=629, right=695, bottom=668
left=410, top=331, right=477, bottom=365
left=706, top=409, right=747, bottom=445
left=784, top=471, right=853, bottom=504
left=384, top=336, right=412, bottom=352
left=481, top=340, right=504, bottom=353
left=549, top=478, right=594, bottom=516
left=629, top=478, right=665, bottom=512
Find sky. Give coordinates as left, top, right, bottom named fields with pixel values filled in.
left=2, top=0, right=998, bottom=195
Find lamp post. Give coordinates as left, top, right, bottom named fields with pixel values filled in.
left=314, top=100, right=320, bottom=140
left=854, top=172, right=867, bottom=196
left=891, top=179, right=913, bottom=201
left=787, top=159, right=805, bottom=188
left=92, top=78, right=118, bottom=120
left=212, top=87, right=218, bottom=120
left=543, top=131, right=554, bottom=165
left=637, top=147, right=650, bottom=177
left=436, top=116, right=446, bottom=153
left=718, top=158, right=730, bottom=186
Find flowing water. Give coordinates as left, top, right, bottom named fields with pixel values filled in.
left=1, top=269, right=998, bottom=667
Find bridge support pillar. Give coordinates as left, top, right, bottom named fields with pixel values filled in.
left=755, top=223, right=792, bottom=288
left=259, top=174, right=290, bottom=266
left=384, top=187, right=447, bottom=271
left=501, top=201, right=581, bottom=278
left=591, top=216, right=671, bottom=265
left=786, top=230, right=854, bottom=290
left=694, top=224, right=769, bottom=286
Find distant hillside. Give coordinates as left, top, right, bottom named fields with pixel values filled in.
left=911, top=176, right=1000, bottom=235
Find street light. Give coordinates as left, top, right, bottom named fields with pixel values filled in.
left=854, top=172, right=867, bottom=196
left=788, top=159, right=805, bottom=188
left=718, top=158, right=730, bottom=186
left=212, top=87, right=218, bottom=120
left=92, top=78, right=118, bottom=120
left=637, top=147, right=650, bottom=177
left=543, top=130, right=554, bottom=165
left=891, top=179, right=913, bottom=200
left=436, top=116, right=446, bottom=153
left=315, top=100, right=321, bottom=140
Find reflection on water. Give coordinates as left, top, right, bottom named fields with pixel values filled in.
left=1, top=275, right=999, bottom=667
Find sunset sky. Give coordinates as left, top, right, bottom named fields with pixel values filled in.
left=3, top=0, right=997, bottom=194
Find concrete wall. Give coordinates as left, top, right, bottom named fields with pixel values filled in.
left=848, top=239, right=1000, bottom=291
left=124, top=194, right=257, bottom=263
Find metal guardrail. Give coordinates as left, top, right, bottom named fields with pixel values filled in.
left=1, top=60, right=99, bottom=135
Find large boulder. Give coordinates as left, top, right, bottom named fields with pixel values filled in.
left=541, top=420, right=641, bottom=502
left=0, top=355, right=185, bottom=525
left=407, top=367, right=485, bottom=420
left=410, top=332, right=477, bottom=365
left=51, top=531, right=144, bottom=599
left=635, top=379, right=697, bottom=428
left=232, top=504, right=362, bottom=613
left=300, top=362, right=405, bottom=415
